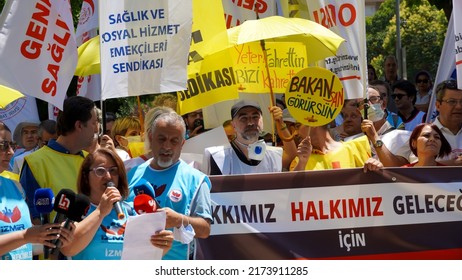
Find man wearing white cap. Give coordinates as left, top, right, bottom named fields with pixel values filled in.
left=204, top=100, right=284, bottom=175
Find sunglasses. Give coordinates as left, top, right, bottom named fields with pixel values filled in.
left=391, top=93, right=407, bottom=100
left=416, top=79, right=429, bottom=84
left=0, top=140, right=16, bottom=152
left=90, top=166, right=119, bottom=177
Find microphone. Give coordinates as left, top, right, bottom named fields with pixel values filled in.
left=107, top=182, right=125, bottom=220
left=34, top=188, right=54, bottom=259
left=52, top=189, right=74, bottom=224
left=34, top=188, right=55, bottom=224
left=134, top=194, right=158, bottom=214
left=51, top=189, right=76, bottom=255
left=50, top=190, right=90, bottom=255
left=68, top=193, right=91, bottom=222
left=132, top=179, right=156, bottom=198
left=132, top=179, right=160, bottom=210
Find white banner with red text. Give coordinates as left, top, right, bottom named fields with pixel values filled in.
left=0, top=0, right=77, bottom=110
left=305, top=0, right=366, bottom=99
left=222, top=0, right=277, bottom=29
left=198, top=167, right=462, bottom=259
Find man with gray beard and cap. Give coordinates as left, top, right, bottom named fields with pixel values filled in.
left=204, top=100, right=285, bottom=175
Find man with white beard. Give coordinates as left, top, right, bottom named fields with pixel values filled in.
left=126, top=111, right=212, bottom=260
left=204, top=100, right=283, bottom=175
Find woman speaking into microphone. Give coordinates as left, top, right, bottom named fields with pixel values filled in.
left=60, top=148, right=173, bottom=260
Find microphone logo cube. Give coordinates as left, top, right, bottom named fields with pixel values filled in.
left=57, top=194, right=70, bottom=211
left=36, top=198, right=52, bottom=206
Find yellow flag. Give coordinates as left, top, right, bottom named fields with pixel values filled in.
left=177, top=0, right=238, bottom=115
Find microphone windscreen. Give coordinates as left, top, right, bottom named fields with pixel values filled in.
left=34, top=188, right=55, bottom=214
left=53, top=189, right=76, bottom=215
left=67, top=194, right=90, bottom=222
left=132, top=179, right=156, bottom=199
left=134, top=194, right=157, bottom=214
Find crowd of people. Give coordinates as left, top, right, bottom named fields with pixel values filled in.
left=1, top=54, right=461, bottom=260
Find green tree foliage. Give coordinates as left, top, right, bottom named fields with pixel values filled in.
left=415, top=0, right=452, bottom=20
left=366, top=0, right=395, bottom=75
left=70, top=0, right=83, bottom=27
left=367, top=0, right=447, bottom=81
left=1, top=1, right=82, bottom=24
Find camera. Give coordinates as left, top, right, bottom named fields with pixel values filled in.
left=193, top=119, right=205, bottom=133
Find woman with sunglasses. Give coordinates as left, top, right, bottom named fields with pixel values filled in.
left=0, top=123, right=15, bottom=178
left=61, top=148, right=173, bottom=259
left=0, top=127, right=74, bottom=259
left=414, top=70, right=433, bottom=113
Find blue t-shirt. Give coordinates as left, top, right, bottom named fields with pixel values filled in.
left=127, top=159, right=212, bottom=260
left=0, top=176, right=33, bottom=260
left=71, top=201, right=134, bottom=260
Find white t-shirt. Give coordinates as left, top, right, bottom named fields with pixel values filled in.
left=433, top=117, right=462, bottom=160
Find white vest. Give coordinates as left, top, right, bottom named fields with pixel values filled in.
left=204, top=144, right=282, bottom=175
left=404, top=110, right=426, bottom=131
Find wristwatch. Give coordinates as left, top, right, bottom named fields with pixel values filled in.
left=373, top=139, right=384, bottom=148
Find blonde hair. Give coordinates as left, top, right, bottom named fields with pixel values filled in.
left=111, top=116, right=141, bottom=148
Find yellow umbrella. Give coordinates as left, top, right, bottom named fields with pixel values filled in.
left=75, top=35, right=100, bottom=77
left=224, top=16, right=344, bottom=108
left=225, top=16, right=345, bottom=142
left=227, top=16, right=345, bottom=63
left=0, top=85, right=25, bottom=109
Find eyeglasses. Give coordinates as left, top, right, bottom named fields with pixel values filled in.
left=391, top=93, right=407, bottom=100
left=440, top=99, right=462, bottom=107
left=368, top=96, right=382, bottom=103
left=0, top=140, right=16, bottom=152
left=416, top=79, right=429, bottom=84
left=90, top=166, right=119, bottom=177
